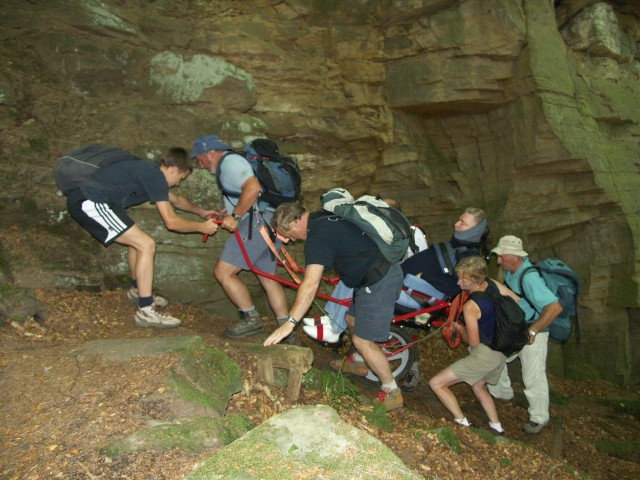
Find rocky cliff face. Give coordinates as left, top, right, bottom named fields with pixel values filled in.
left=0, top=0, right=638, bottom=384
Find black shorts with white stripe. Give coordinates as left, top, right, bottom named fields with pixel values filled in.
left=67, top=188, right=134, bottom=245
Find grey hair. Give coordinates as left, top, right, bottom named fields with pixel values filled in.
left=271, top=202, right=306, bottom=231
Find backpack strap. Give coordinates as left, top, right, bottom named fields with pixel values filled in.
left=468, top=289, right=495, bottom=346
left=408, top=226, right=419, bottom=256
left=516, top=266, right=541, bottom=315
left=434, top=242, right=456, bottom=275
left=215, top=151, right=241, bottom=204
left=258, top=223, right=302, bottom=284
left=216, top=151, right=260, bottom=239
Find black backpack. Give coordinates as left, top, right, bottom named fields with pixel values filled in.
left=54, top=144, right=140, bottom=195
left=216, top=138, right=302, bottom=208
left=470, top=286, right=529, bottom=356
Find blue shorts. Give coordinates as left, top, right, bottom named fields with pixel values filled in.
left=220, top=210, right=280, bottom=273
left=348, top=263, right=403, bottom=342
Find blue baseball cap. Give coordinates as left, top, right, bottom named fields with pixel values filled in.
left=191, top=135, right=231, bottom=158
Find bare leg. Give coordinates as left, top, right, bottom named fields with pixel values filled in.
left=352, top=335, right=394, bottom=385
left=429, top=367, right=465, bottom=420
left=472, top=379, right=500, bottom=424
left=116, top=225, right=155, bottom=298
left=214, top=259, right=253, bottom=309
left=345, top=314, right=355, bottom=332
left=257, top=275, right=288, bottom=318
left=127, top=247, right=137, bottom=283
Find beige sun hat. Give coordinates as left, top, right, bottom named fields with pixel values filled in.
left=491, top=235, right=528, bottom=256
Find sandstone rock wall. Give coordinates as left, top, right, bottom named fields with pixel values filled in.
left=0, top=0, right=638, bottom=384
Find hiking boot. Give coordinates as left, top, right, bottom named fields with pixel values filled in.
left=303, top=315, right=331, bottom=327
left=128, top=287, right=168, bottom=308
left=400, top=362, right=420, bottom=392
left=225, top=310, right=264, bottom=338
left=376, top=388, right=403, bottom=411
left=523, top=420, right=548, bottom=434
left=135, top=305, right=181, bottom=329
left=329, top=354, right=368, bottom=376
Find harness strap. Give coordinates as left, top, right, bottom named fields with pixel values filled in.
left=434, top=242, right=455, bottom=275
left=258, top=225, right=303, bottom=285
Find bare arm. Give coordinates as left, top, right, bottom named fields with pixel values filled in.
left=455, top=300, right=481, bottom=348
left=156, top=201, right=219, bottom=235
left=168, top=191, right=220, bottom=219
left=220, top=177, right=262, bottom=232
left=263, top=264, right=325, bottom=346
left=529, top=301, right=563, bottom=335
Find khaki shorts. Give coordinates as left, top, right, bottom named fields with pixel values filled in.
left=450, top=343, right=506, bottom=386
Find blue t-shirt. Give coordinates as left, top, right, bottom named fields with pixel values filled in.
left=217, top=152, right=270, bottom=214
left=80, top=160, right=169, bottom=209
left=505, top=258, right=559, bottom=326
left=304, top=213, right=386, bottom=288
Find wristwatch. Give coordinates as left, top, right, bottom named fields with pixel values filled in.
left=528, top=329, right=537, bottom=337
left=231, top=212, right=241, bottom=221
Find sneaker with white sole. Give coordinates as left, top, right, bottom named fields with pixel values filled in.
left=128, top=287, right=168, bottom=308
left=302, top=315, right=331, bottom=327
left=302, top=323, right=341, bottom=343
left=135, top=305, right=181, bottom=329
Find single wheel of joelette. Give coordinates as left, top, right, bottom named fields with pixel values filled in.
left=361, top=325, right=418, bottom=386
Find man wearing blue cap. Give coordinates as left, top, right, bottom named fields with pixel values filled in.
left=192, top=135, right=290, bottom=339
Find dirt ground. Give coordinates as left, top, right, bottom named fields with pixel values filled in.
left=1, top=289, right=639, bottom=480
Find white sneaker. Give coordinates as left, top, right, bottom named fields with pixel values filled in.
left=302, top=324, right=341, bottom=343
left=135, top=305, right=181, bottom=329
left=128, top=287, right=168, bottom=308
left=302, top=315, right=331, bottom=327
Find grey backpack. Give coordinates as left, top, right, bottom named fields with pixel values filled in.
left=54, top=144, right=139, bottom=194
left=320, top=188, right=415, bottom=264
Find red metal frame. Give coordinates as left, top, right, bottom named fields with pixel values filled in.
left=205, top=221, right=450, bottom=358
left=229, top=228, right=450, bottom=329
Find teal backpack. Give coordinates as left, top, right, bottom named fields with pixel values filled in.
left=517, top=258, right=580, bottom=344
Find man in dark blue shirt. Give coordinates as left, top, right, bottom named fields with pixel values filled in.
left=264, top=202, right=405, bottom=411
left=67, top=146, right=219, bottom=329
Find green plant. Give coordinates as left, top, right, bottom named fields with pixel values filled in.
left=364, top=402, right=394, bottom=432
left=320, top=369, right=360, bottom=410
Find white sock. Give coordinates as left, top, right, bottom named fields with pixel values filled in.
left=353, top=352, right=364, bottom=362
left=455, top=417, right=471, bottom=427
left=381, top=381, right=398, bottom=392
left=489, top=421, right=504, bottom=433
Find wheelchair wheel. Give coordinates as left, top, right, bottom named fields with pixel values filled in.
left=362, top=325, right=418, bottom=386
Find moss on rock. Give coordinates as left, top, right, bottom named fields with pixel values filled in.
left=101, top=414, right=254, bottom=457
